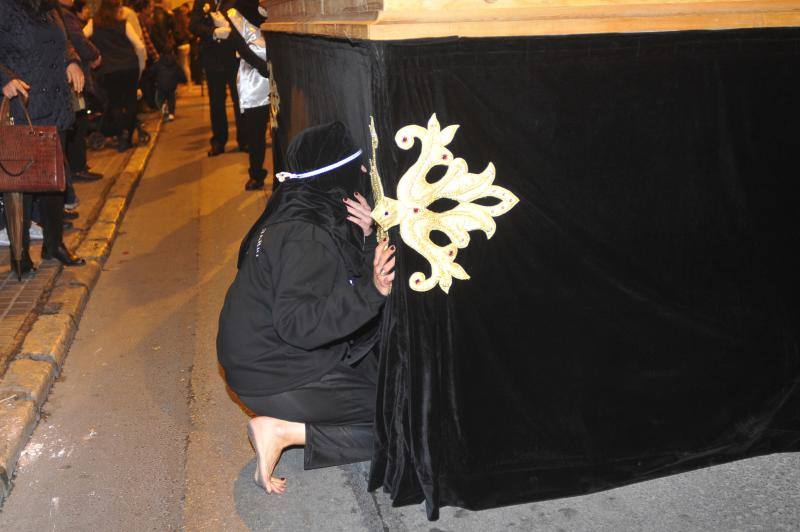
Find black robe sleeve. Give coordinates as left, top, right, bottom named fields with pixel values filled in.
left=273, top=233, right=385, bottom=351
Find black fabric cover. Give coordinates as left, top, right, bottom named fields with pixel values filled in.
left=265, top=28, right=800, bottom=519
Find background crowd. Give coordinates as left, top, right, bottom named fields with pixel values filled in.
left=1, top=0, right=274, bottom=277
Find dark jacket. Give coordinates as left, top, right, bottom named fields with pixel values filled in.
left=217, top=121, right=385, bottom=397
left=188, top=0, right=238, bottom=72
left=59, top=7, right=100, bottom=95
left=217, top=219, right=384, bottom=397
left=150, top=6, right=175, bottom=56
left=91, top=19, right=138, bottom=75
left=155, top=54, right=185, bottom=93
left=0, top=0, right=79, bottom=131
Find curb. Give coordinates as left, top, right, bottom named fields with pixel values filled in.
left=0, top=120, right=162, bottom=506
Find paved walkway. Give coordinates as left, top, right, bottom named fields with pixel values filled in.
left=0, top=127, right=148, bottom=377
left=0, top=89, right=797, bottom=531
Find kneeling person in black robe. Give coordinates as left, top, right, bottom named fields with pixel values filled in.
left=217, top=122, right=395, bottom=494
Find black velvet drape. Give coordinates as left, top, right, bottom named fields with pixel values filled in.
left=266, top=29, right=800, bottom=520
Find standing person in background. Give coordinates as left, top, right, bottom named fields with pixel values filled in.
left=150, top=0, right=175, bottom=57
left=85, top=0, right=146, bottom=152
left=189, top=0, right=243, bottom=157
left=220, top=0, right=269, bottom=190
left=0, top=0, right=86, bottom=271
left=172, top=1, right=193, bottom=88
left=145, top=0, right=182, bottom=121
left=59, top=0, right=103, bottom=183
left=135, top=0, right=161, bottom=111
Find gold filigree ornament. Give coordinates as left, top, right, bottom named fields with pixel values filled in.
left=370, top=114, right=519, bottom=293
left=268, top=60, right=280, bottom=130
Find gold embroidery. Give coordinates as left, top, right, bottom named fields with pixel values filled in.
left=368, top=117, right=388, bottom=242
left=268, top=61, right=280, bottom=130
left=370, top=114, right=519, bottom=293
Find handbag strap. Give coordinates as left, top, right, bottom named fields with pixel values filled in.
left=0, top=96, right=34, bottom=132
left=0, top=159, right=34, bottom=177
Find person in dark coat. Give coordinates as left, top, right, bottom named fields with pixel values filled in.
left=217, top=122, right=395, bottom=494
left=189, top=0, right=243, bottom=156
left=0, top=0, right=86, bottom=272
left=85, top=0, right=146, bottom=152
left=59, top=0, right=103, bottom=182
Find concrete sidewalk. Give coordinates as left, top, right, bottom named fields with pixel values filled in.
left=0, top=113, right=162, bottom=504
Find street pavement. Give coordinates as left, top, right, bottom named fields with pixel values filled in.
left=0, top=138, right=137, bottom=375
left=0, top=88, right=797, bottom=531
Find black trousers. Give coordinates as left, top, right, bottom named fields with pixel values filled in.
left=66, top=110, right=88, bottom=173
left=239, top=353, right=378, bottom=470
left=240, top=105, right=268, bottom=182
left=101, top=68, right=139, bottom=141
left=205, top=66, right=242, bottom=150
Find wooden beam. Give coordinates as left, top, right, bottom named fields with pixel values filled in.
left=261, top=0, right=800, bottom=39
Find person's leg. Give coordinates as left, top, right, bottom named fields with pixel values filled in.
left=167, top=89, right=176, bottom=115
left=39, top=192, right=64, bottom=256
left=238, top=354, right=378, bottom=492
left=205, top=68, right=228, bottom=153
left=226, top=65, right=245, bottom=150
left=245, top=105, right=268, bottom=188
left=66, top=110, right=88, bottom=174
left=40, top=132, right=83, bottom=265
left=120, top=68, right=140, bottom=148
left=247, top=417, right=303, bottom=494
left=176, top=44, right=191, bottom=87
left=100, top=71, right=124, bottom=138
left=63, top=147, right=78, bottom=210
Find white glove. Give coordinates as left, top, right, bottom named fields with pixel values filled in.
left=210, top=10, right=227, bottom=27
left=213, top=24, right=231, bottom=40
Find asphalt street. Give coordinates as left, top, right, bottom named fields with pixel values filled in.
left=0, top=89, right=797, bottom=531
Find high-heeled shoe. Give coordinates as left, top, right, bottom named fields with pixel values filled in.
left=41, top=244, right=86, bottom=266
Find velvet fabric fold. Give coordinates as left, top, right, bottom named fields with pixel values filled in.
left=266, top=28, right=800, bottom=520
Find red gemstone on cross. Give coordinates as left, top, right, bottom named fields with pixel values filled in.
left=413, top=208, right=419, bottom=213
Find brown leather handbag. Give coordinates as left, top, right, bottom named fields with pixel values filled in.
left=0, top=96, right=66, bottom=193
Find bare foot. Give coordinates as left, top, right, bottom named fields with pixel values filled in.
left=247, top=416, right=304, bottom=494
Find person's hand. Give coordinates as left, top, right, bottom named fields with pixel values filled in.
left=344, top=191, right=374, bottom=237
left=373, top=238, right=396, bottom=297
left=2, top=79, right=30, bottom=99
left=209, top=9, right=227, bottom=27
left=90, top=55, right=102, bottom=69
left=213, top=24, right=231, bottom=40
left=66, top=63, right=84, bottom=93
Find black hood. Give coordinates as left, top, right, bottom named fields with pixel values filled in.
left=237, top=121, right=370, bottom=275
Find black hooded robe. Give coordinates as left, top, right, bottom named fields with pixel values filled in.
left=217, top=122, right=386, bottom=468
